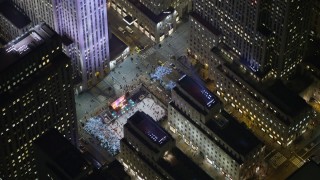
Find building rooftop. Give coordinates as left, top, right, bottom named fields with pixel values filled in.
left=173, top=86, right=209, bottom=115
left=0, top=23, right=59, bottom=72
left=206, top=110, right=262, bottom=156
left=85, top=160, right=130, bottom=180
left=305, top=54, right=320, bottom=70
left=109, top=33, right=128, bottom=60
left=61, top=35, right=73, bottom=46
left=158, top=147, right=212, bottom=180
left=128, top=111, right=171, bottom=146
left=222, top=62, right=310, bottom=124
left=121, top=138, right=168, bottom=179
left=213, top=43, right=270, bottom=78
left=34, top=129, right=90, bottom=179
left=169, top=102, right=243, bottom=164
left=287, top=161, right=320, bottom=180
left=0, top=0, right=31, bottom=29
left=128, top=0, right=174, bottom=23
left=177, top=75, right=218, bottom=108
left=264, top=80, right=310, bottom=118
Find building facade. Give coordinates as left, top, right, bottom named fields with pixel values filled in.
left=11, top=0, right=55, bottom=29
left=52, top=0, right=110, bottom=91
left=110, top=0, right=177, bottom=43
left=168, top=75, right=263, bottom=180
left=188, top=0, right=314, bottom=146
left=190, top=0, right=310, bottom=79
left=168, top=102, right=240, bottom=179
left=309, top=0, right=320, bottom=39
left=119, top=111, right=175, bottom=180
left=138, top=0, right=172, bottom=15
left=214, top=63, right=314, bottom=146
left=0, top=0, right=31, bottom=42
left=34, top=129, right=92, bottom=180
left=0, top=23, right=77, bottom=179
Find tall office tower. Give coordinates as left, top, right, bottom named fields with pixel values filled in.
left=34, top=129, right=92, bottom=180
left=52, top=0, right=110, bottom=91
left=190, top=0, right=310, bottom=78
left=0, top=23, right=77, bottom=179
left=189, top=0, right=315, bottom=146
left=0, top=0, right=31, bottom=42
left=10, top=0, right=55, bottom=28
left=35, top=128, right=131, bottom=180
left=310, top=0, right=320, bottom=39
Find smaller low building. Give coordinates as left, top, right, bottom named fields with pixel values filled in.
left=120, top=111, right=212, bottom=180
left=171, top=74, right=222, bottom=124
left=168, top=75, right=264, bottom=180
left=0, top=0, right=31, bottom=42
left=111, top=0, right=177, bottom=43
left=109, top=33, right=129, bottom=69
left=214, top=58, right=315, bottom=146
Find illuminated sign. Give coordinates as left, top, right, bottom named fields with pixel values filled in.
left=111, top=95, right=126, bottom=110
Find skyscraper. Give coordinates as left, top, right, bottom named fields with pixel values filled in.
left=34, top=129, right=92, bottom=180
left=0, top=0, right=31, bottom=42
left=10, top=0, right=55, bottom=29
left=0, top=23, right=77, bottom=179
left=189, top=0, right=314, bottom=146
left=190, top=0, right=310, bottom=79
left=52, top=0, right=110, bottom=91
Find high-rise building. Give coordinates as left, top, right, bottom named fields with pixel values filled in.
left=52, top=0, right=110, bottom=91
left=309, top=0, right=320, bottom=39
left=34, top=129, right=92, bottom=180
left=0, top=0, right=31, bottom=42
left=0, top=23, right=77, bottom=179
left=189, top=0, right=315, bottom=146
left=34, top=128, right=131, bottom=180
left=10, top=0, right=55, bottom=28
left=190, top=0, right=310, bottom=78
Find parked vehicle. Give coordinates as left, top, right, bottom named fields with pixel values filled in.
left=125, top=26, right=133, bottom=33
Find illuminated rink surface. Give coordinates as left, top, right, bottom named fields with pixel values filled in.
left=107, top=97, right=166, bottom=139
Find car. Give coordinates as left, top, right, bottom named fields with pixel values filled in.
left=125, top=26, right=133, bottom=33
left=158, top=60, right=164, bottom=66
left=118, top=27, right=125, bottom=34
left=135, top=46, right=141, bottom=53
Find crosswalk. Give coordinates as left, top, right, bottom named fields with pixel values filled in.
left=269, top=152, right=287, bottom=168
left=141, top=48, right=155, bottom=59
left=290, top=156, right=304, bottom=167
